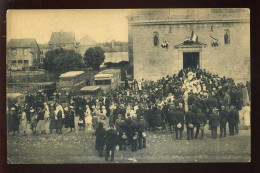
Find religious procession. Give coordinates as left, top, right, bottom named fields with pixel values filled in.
left=7, top=68, right=251, bottom=162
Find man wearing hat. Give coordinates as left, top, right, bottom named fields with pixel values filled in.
left=219, top=105, right=228, bottom=137
left=194, top=108, right=207, bottom=140
left=175, top=104, right=185, bottom=140
left=137, top=116, right=147, bottom=149
left=167, top=104, right=177, bottom=133
left=185, top=105, right=195, bottom=140
left=105, top=125, right=117, bottom=161
left=210, top=107, right=220, bottom=139
left=228, top=105, right=239, bottom=135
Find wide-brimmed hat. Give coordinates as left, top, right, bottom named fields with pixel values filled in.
left=177, top=123, right=182, bottom=128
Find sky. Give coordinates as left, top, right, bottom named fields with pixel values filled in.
left=7, top=9, right=133, bottom=44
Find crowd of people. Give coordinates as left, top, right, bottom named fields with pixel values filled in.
left=7, top=68, right=251, bottom=161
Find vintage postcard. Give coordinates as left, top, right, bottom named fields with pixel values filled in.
left=6, top=9, right=250, bottom=163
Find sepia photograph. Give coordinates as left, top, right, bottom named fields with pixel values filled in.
left=6, top=9, right=251, bottom=164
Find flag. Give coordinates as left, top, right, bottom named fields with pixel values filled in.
left=190, top=31, right=198, bottom=42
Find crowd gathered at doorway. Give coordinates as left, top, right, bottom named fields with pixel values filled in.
left=7, top=68, right=251, bottom=161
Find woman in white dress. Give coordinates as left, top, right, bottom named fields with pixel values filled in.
left=99, top=106, right=108, bottom=129
left=20, top=106, right=27, bottom=135
left=85, top=105, right=92, bottom=131
left=184, top=91, right=189, bottom=112
left=242, top=103, right=250, bottom=129
left=44, top=102, right=50, bottom=134
left=242, top=86, right=250, bottom=106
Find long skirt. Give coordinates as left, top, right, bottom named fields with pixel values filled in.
left=44, top=119, right=50, bottom=132
left=74, top=116, right=79, bottom=131
left=56, top=119, right=62, bottom=130
left=36, top=120, right=45, bottom=131
left=49, top=119, right=56, bottom=130
left=69, top=118, right=75, bottom=128
left=20, top=120, right=27, bottom=132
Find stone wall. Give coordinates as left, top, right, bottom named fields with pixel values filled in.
left=130, top=21, right=250, bottom=83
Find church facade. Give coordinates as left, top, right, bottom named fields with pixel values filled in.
left=127, top=9, right=250, bottom=83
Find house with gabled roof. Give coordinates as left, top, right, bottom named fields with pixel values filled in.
left=48, top=30, right=77, bottom=50
left=7, top=38, right=41, bottom=70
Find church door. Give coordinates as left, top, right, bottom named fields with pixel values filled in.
left=183, top=52, right=200, bottom=69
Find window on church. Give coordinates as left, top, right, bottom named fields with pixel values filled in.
left=224, top=29, right=230, bottom=44
left=153, top=31, right=159, bottom=46
left=169, top=26, right=172, bottom=33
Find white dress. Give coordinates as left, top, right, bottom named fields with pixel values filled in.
left=184, top=92, right=189, bottom=112
left=20, top=111, right=27, bottom=132
left=85, top=108, right=92, bottom=130
left=44, top=105, right=50, bottom=132
left=85, top=115, right=92, bottom=131
left=243, top=106, right=250, bottom=126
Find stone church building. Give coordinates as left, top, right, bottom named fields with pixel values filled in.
left=127, top=9, right=250, bottom=83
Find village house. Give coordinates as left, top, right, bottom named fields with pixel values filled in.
left=48, top=30, right=77, bottom=50
left=78, top=34, right=97, bottom=56
left=7, top=38, right=41, bottom=70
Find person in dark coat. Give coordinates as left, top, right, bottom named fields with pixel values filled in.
left=153, top=106, right=163, bottom=129
left=228, top=105, right=239, bottom=135
left=68, top=106, right=75, bottom=132
left=175, top=105, right=185, bottom=140
left=194, top=108, right=207, bottom=140
left=145, top=106, right=154, bottom=131
left=56, top=109, right=63, bottom=134
left=137, top=116, right=147, bottom=149
left=116, top=117, right=128, bottom=151
left=36, top=107, right=45, bottom=134
left=219, top=105, right=228, bottom=137
left=8, top=107, right=17, bottom=135
left=130, top=118, right=139, bottom=152
left=185, top=106, right=195, bottom=140
left=30, top=108, right=38, bottom=134
left=167, top=104, right=176, bottom=133
left=49, top=105, right=56, bottom=134
left=210, top=108, right=219, bottom=139
left=78, top=107, right=85, bottom=131
left=105, top=125, right=117, bottom=161
left=64, top=107, right=70, bottom=130
left=95, top=122, right=106, bottom=157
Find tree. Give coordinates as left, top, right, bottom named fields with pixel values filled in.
left=84, top=46, right=105, bottom=70
left=43, top=48, right=83, bottom=77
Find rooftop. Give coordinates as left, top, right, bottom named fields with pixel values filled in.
left=48, top=31, right=76, bottom=45
left=79, top=35, right=96, bottom=46
left=96, top=68, right=121, bottom=75
left=7, top=38, right=39, bottom=49
left=7, top=93, right=24, bottom=98
left=80, top=86, right=101, bottom=91
left=60, top=71, right=85, bottom=78
left=127, top=9, right=250, bottom=24
left=94, top=73, right=114, bottom=78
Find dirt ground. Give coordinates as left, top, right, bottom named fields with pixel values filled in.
left=7, top=125, right=250, bottom=164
